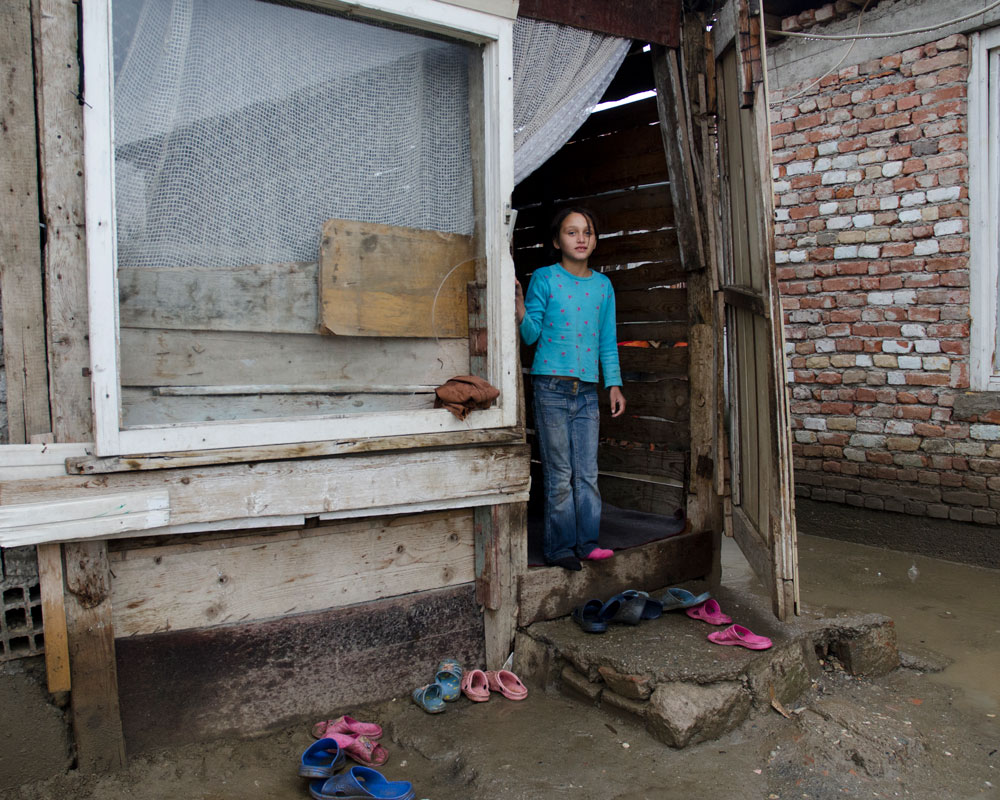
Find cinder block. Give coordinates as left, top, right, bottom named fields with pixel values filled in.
left=646, top=681, right=751, bottom=749
left=831, top=621, right=900, bottom=676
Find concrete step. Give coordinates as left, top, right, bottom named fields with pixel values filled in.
left=512, top=582, right=899, bottom=749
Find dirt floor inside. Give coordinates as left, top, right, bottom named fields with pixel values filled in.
left=1, top=531, right=998, bottom=800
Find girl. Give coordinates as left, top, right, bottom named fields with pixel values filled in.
left=515, top=208, right=626, bottom=571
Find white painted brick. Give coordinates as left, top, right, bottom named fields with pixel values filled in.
left=927, top=186, right=961, bottom=203
left=847, top=170, right=863, bottom=182
left=815, top=338, right=837, bottom=353
left=859, top=245, right=881, bottom=258
left=789, top=249, right=808, bottom=263
left=898, top=209, right=922, bottom=223
left=900, top=324, right=926, bottom=337
left=901, top=191, right=927, bottom=207
left=772, top=166, right=783, bottom=180
left=822, top=170, right=848, bottom=184
left=827, top=216, right=852, bottom=230
left=819, top=202, right=839, bottom=215
left=887, top=371, right=906, bottom=384
left=879, top=196, right=900, bottom=210
left=933, top=219, right=964, bottom=236
left=853, top=214, right=875, bottom=228
left=814, top=157, right=832, bottom=171
left=914, top=240, right=940, bottom=256
left=844, top=447, right=867, bottom=462
left=914, top=339, right=940, bottom=353
left=970, top=424, right=1000, bottom=441
left=780, top=193, right=799, bottom=206
left=898, top=356, right=922, bottom=369
left=882, top=161, right=903, bottom=177
left=775, top=208, right=790, bottom=222
left=850, top=433, right=885, bottom=447
left=795, top=430, right=818, bottom=443
left=832, top=154, right=858, bottom=169
left=818, top=141, right=839, bottom=155
left=885, top=420, right=914, bottom=435
left=858, top=150, right=886, bottom=165
left=856, top=354, right=873, bottom=367
left=803, top=417, right=827, bottom=431
left=857, top=419, right=886, bottom=434
left=798, top=99, right=818, bottom=113
left=774, top=250, right=790, bottom=263
left=868, top=292, right=893, bottom=305
left=786, top=161, right=814, bottom=176
left=834, top=245, right=859, bottom=259
left=922, top=356, right=951, bottom=370
left=883, top=340, right=913, bottom=353
left=774, top=180, right=792, bottom=193
left=893, top=289, right=916, bottom=305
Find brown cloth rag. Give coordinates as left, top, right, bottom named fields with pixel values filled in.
left=434, top=375, right=500, bottom=420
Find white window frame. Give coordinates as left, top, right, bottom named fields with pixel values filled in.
left=82, top=0, right=516, bottom=456
left=970, top=27, right=1000, bottom=392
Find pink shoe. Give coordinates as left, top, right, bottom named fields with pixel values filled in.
left=312, top=715, right=383, bottom=740
left=707, top=624, right=772, bottom=650
left=484, top=669, right=528, bottom=700
left=461, top=669, right=491, bottom=702
left=584, top=547, right=614, bottom=561
left=328, top=732, right=388, bottom=766
left=685, top=598, right=733, bottom=626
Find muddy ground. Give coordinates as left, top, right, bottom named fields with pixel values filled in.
left=1, top=533, right=998, bottom=800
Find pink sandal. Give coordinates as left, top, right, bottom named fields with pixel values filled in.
left=485, top=669, right=528, bottom=700
left=685, top=598, right=733, bottom=626
left=311, top=715, right=383, bottom=740
left=584, top=547, right=614, bottom=561
left=460, top=669, right=491, bottom=702
left=328, top=732, right=388, bottom=766
left=707, top=624, right=772, bottom=650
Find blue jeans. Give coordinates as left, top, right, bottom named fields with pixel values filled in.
left=533, top=376, right=602, bottom=561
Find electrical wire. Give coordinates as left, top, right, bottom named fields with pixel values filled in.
left=771, top=0, right=872, bottom=105
left=768, top=0, right=1000, bottom=41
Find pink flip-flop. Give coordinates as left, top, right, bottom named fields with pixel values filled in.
left=584, top=547, right=614, bottom=561
left=328, top=732, right=388, bottom=766
left=460, top=669, right=491, bottom=702
left=686, top=598, right=733, bottom=626
left=485, top=669, right=528, bottom=700
left=707, top=624, right=772, bottom=650
left=312, top=715, right=383, bottom=740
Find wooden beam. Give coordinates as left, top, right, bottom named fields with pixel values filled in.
left=517, top=0, right=681, bottom=47
left=37, top=543, right=70, bottom=693
left=480, top=502, right=525, bottom=670
left=33, top=0, right=92, bottom=441
left=63, top=541, right=126, bottom=772
left=652, top=45, right=705, bottom=273
left=1, top=0, right=51, bottom=443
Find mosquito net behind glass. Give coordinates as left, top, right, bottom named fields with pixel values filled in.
left=111, top=0, right=628, bottom=270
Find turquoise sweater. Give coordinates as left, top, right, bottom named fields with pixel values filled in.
left=519, top=264, right=622, bottom=388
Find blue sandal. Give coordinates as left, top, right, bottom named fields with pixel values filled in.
left=661, top=587, right=711, bottom=611
left=299, top=738, right=345, bottom=779
left=309, top=765, right=414, bottom=800
left=572, top=599, right=608, bottom=633
left=411, top=682, right=446, bottom=713
left=434, top=658, right=463, bottom=701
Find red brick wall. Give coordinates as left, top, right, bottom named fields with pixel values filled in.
left=769, top=33, right=1000, bottom=524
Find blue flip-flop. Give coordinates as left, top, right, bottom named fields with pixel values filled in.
left=661, top=587, right=711, bottom=611
left=299, top=738, right=345, bottom=779
left=309, top=765, right=414, bottom=800
left=434, top=658, right=463, bottom=701
left=572, top=599, right=608, bottom=633
left=600, top=593, right=641, bottom=625
left=622, top=589, right=664, bottom=621
left=412, top=682, right=446, bottom=713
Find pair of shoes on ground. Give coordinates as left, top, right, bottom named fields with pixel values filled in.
left=300, top=718, right=410, bottom=800
left=412, top=658, right=465, bottom=713
left=460, top=668, right=528, bottom=702
left=572, top=589, right=663, bottom=633
left=299, top=740, right=412, bottom=800
left=309, top=715, right=388, bottom=767
left=547, top=547, right=615, bottom=571
left=684, top=597, right=773, bottom=650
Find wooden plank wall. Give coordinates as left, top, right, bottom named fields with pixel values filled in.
left=513, top=44, right=688, bottom=515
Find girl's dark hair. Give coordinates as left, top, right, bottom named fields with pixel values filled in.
left=548, top=206, right=599, bottom=260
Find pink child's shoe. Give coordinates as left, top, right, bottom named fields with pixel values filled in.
left=584, top=547, right=614, bottom=561
left=707, top=624, right=772, bottom=650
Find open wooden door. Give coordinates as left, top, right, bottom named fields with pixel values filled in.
left=713, top=0, right=799, bottom=619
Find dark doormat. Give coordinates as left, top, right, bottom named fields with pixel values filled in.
left=527, top=503, right=687, bottom=566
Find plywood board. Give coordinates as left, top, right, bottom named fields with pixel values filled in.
left=319, top=219, right=476, bottom=338
left=110, top=511, right=474, bottom=636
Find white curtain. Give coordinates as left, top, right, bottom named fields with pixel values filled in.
left=111, top=1, right=628, bottom=268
